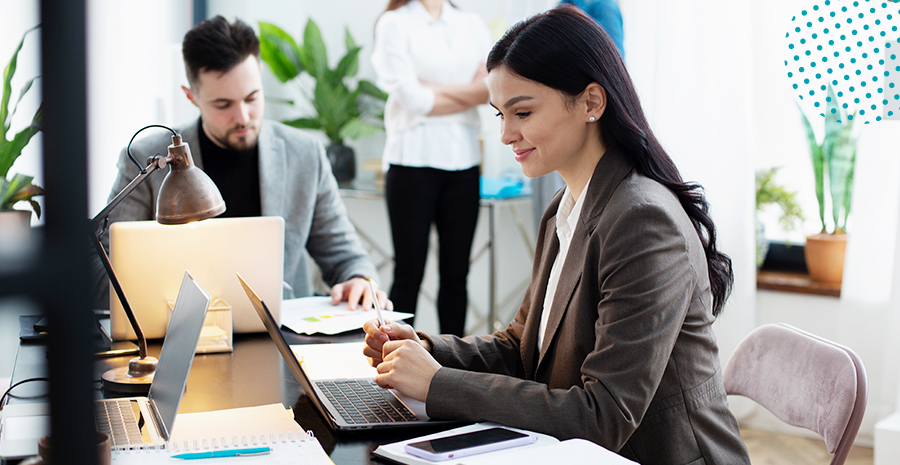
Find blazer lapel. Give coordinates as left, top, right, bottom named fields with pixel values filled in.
left=522, top=216, right=559, bottom=380
left=537, top=227, right=586, bottom=368
left=257, top=122, right=287, bottom=217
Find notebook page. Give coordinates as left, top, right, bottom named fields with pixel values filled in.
left=112, top=403, right=333, bottom=464
left=111, top=439, right=333, bottom=464
left=168, top=403, right=300, bottom=447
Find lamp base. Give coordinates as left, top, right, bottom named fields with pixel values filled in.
left=101, top=356, right=158, bottom=394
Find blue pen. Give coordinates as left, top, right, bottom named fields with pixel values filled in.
left=172, top=446, right=271, bottom=459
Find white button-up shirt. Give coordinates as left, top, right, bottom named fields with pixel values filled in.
left=537, top=177, right=591, bottom=350
left=372, top=0, right=493, bottom=172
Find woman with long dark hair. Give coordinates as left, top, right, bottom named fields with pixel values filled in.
left=371, top=0, right=493, bottom=337
left=363, top=6, right=750, bottom=463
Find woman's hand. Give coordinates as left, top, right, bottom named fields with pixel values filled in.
left=362, top=320, right=427, bottom=366
left=374, top=339, right=441, bottom=402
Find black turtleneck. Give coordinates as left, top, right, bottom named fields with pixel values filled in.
left=197, top=119, right=262, bottom=218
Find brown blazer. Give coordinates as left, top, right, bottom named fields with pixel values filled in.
left=422, top=147, right=750, bottom=465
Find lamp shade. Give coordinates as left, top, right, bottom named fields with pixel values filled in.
left=156, top=135, right=226, bottom=224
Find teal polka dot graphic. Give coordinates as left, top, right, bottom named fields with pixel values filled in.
left=785, top=0, right=900, bottom=123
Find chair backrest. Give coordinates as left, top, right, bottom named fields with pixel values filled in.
left=723, top=323, right=867, bottom=465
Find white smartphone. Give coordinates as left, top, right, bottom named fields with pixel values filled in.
left=404, top=427, right=537, bottom=462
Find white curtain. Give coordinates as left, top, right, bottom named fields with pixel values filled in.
left=619, top=0, right=757, bottom=366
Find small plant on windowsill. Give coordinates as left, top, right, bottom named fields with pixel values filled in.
left=755, top=167, right=804, bottom=268
left=797, top=84, right=858, bottom=283
left=1, top=25, right=43, bottom=220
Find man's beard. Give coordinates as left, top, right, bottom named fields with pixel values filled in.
left=209, top=124, right=259, bottom=152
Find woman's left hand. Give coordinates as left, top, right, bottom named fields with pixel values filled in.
left=374, top=339, right=441, bottom=402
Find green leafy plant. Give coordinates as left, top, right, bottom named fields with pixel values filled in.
left=756, top=167, right=804, bottom=232
left=1, top=25, right=43, bottom=217
left=258, top=20, right=387, bottom=146
left=798, top=85, right=857, bottom=234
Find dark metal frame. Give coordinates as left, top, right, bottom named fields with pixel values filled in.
left=39, top=0, right=94, bottom=462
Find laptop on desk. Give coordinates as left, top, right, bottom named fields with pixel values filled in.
left=109, top=216, right=284, bottom=340
left=237, top=272, right=453, bottom=431
left=95, top=271, right=211, bottom=449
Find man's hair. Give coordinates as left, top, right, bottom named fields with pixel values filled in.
left=182, top=16, right=259, bottom=86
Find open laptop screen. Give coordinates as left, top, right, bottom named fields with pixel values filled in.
left=147, top=271, right=211, bottom=441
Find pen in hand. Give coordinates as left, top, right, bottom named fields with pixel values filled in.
left=172, top=446, right=271, bottom=459
left=365, top=277, right=386, bottom=328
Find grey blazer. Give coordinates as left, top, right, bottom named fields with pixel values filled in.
left=422, top=147, right=750, bottom=465
left=91, top=119, right=377, bottom=307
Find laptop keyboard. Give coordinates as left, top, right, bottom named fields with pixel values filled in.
left=94, top=399, right=145, bottom=447
left=318, top=380, right=418, bottom=424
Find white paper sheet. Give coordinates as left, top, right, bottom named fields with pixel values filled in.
left=289, top=342, right=378, bottom=380
left=280, top=296, right=412, bottom=335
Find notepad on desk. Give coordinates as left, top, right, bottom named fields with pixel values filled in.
left=373, top=423, right=637, bottom=465
left=280, top=296, right=413, bottom=335
left=111, top=403, right=333, bottom=464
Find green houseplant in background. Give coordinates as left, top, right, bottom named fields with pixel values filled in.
left=1, top=25, right=43, bottom=221
left=258, top=20, right=387, bottom=183
left=798, top=84, right=858, bottom=283
left=755, top=167, right=804, bottom=268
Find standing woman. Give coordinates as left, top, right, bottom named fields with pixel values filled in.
left=363, top=6, right=751, bottom=464
left=371, top=0, right=493, bottom=336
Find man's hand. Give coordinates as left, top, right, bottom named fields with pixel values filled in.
left=374, top=339, right=441, bottom=402
left=330, top=277, right=392, bottom=311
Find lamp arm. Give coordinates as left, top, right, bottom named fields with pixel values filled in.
left=90, top=155, right=168, bottom=360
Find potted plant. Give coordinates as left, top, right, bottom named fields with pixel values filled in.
left=258, top=20, right=387, bottom=183
left=1, top=25, right=43, bottom=235
left=755, top=167, right=804, bottom=268
left=798, top=85, right=858, bottom=283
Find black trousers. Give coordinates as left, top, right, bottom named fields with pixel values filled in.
left=385, top=165, right=480, bottom=337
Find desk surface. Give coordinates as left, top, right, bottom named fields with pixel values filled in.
left=8, top=330, right=455, bottom=464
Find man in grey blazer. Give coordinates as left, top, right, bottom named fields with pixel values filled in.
left=89, top=16, right=381, bottom=310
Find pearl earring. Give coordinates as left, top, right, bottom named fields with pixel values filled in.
left=589, top=116, right=596, bottom=122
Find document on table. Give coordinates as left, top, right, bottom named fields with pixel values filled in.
left=373, top=422, right=637, bottom=465
left=280, top=296, right=413, bottom=335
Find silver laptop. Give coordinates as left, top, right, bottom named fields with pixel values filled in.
left=237, top=273, right=451, bottom=431
left=95, top=271, right=211, bottom=449
left=109, top=216, right=284, bottom=340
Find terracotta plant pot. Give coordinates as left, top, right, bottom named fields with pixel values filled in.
left=804, top=233, right=847, bottom=284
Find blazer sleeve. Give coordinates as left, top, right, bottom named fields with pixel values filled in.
left=425, top=201, right=699, bottom=451
left=303, top=142, right=378, bottom=286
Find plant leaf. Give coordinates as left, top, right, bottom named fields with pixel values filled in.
left=0, top=111, right=41, bottom=178
left=282, top=117, right=323, bottom=130
left=9, top=76, right=38, bottom=124
left=342, top=28, right=359, bottom=78
left=258, top=22, right=304, bottom=83
left=335, top=46, right=361, bottom=82
left=2, top=25, right=39, bottom=141
left=357, top=79, right=388, bottom=101
left=29, top=198, right=41, bottom=219
left=303, top=19, right=328, bottom=80
left=829, top=113, right=856, bottom=232
left=797, top=102, right=826, bottom=232
left=1, top=172, right=33, bottom=207
left=338, top=118, right=382, bottom=141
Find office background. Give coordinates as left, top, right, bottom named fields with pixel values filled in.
left=2, top=0, right=900, bottom=450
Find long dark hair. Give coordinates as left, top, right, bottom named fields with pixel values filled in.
left=487, top=6, right=733, bottom=316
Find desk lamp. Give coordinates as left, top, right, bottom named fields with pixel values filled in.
left=91, top=125, right=225, bottom=394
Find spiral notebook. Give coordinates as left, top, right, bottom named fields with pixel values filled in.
left=111, top=403, right=333, bottom=464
